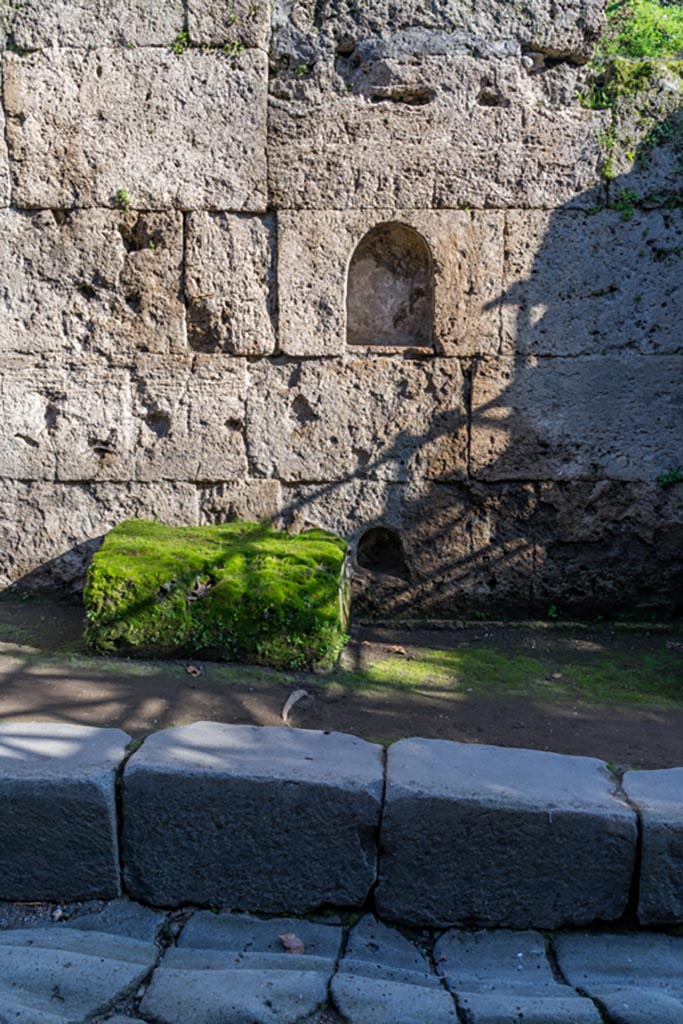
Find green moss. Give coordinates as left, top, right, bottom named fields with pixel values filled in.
left=84, top=520, right=349, bottom=670
left=601, top=0, right=683, bottom=60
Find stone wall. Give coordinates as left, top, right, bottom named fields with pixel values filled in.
left=0, top=0, right=681, bottom=615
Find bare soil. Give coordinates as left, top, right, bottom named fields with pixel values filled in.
left=0, top=596, right=682, bottom=770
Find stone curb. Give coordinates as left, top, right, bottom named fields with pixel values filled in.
left=1, top=722, right=682, bottom=928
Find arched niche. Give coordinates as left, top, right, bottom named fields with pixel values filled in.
left=346, top=222, right=434, bottom=349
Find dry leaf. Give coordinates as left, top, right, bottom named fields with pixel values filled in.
left=551, top=672, right=563, bottom=679
left=279, top=931, right=305, bottom=955
left=386, top=644, right=411, bottom=659
left=186, top=665, right=202, bottom=677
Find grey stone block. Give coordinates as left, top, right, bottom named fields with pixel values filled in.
left=0, top=723, right=130, bottom=901
left=434, top=929, right=601, bottom=1023
left=4, top=49, right=268, bottom=211
left=122, top=723, right=384, bottom=912
left=555, top=933, right=683, bottom=1023
left=0, top=908, right=160, bottom=1024
left=8, top=0, right=183, bottom=47
left=331, top=914, right=457, bottom=1023
left=376, top=739, right=637, bottom=928
left=141, top=910, right=341, bottom=1024
left=67, top=899, right=167, bottom=943
left=622, top=767, right=683, bottom=925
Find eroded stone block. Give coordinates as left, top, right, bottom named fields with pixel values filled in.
left=188, top=0, right=271, bottom=49
left=133, top=355, right=248, bottom=482
left=470, top=355, right=683, bottom=482
left=502, top=209, right=683, bottom=356
left=246, top=358, right=467, bottom=483
left=0, top=209, right=184, bottom=358
left=278, top=209, right=503, bottom=357
left=0, top=362, right=134, bottom=483
left=185, top=212, right=277, bottom=355
left=0, top=723, right=130, bottom=900
left=376, top=738, right=637, bottom=928
left=8, top=0, right=183, bottom=47
left=0, top=480, right=200, bottom=590
left=0, top=75, right=9, bottom=208
left=199, top=479, right=283, bottom=523
left=622, top=768, right=683, bottom=925
left=122, top=723, right=384, bottom=912
left=4, top=49, right=268, bottom=210
left=269, top=58, right=608, bottom=210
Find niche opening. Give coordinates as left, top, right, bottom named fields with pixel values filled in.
left=356, top=527, right=408, bottom=578
left=346, top=223, right=434, bottom=349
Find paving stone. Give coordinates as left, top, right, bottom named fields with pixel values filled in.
left=122, top=723, right=384, bottom=912
left=4, top=49, right=268, bottom=211
left=331, top=914, right=457, bottom=1023
left=140, top=910, right=342, bottom=1024
left=0, top=723, right=130, bottom=901
left=0, top=905, right=161, bottom=1024
left=434, top=929, right=602, bottom=1023
left=554, top=933, right=683, bottom=1024
left=375, top=739, right=637, bottom=928
left=622, top=767, right=683, bottom=925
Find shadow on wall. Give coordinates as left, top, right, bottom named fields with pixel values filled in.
left=278, top=110, right=683, bottom=618
left=4, top=115, right=683, bottom=619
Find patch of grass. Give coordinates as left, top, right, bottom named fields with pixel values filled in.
left=601, top=0, right=683, bottom=59
left=84, top=519, right=348, bottom=671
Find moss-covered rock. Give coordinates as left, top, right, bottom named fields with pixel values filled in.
left=84, top=520, right=349, bottom=669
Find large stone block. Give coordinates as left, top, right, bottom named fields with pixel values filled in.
left=376, top=738, right=637, bottom=928
left=434, top=929, right=602, bottom=1023
left=0, top=362, right=135, bottom=483
left=0, top=209, right=184, bottom=359
left=246, top=357, right=467, bottom=483
left=622, top=768, right=683, bottom=925
left=502, top=210, right=683, bottom=356
left=470, top=355, right=683, bottom=482
left=4, top=49, right=268, bottom=210
left=122, top=723, right=384, bottom=912
left=133, top=355, right=248, bottom=482
left=0, top=480, right=200, bottom=590
left=7, top=0, right=183, bottom=47
left=272, top=0, right=604, bottom=67
left=141, top=911, right=341, bottom=1024
left=0, top=723, right=130, bottom=900
left=278, top=210, right=503, bottom=357
left=199, top=479, right=283, bottom=523
left=269, top=58, right=608, bottom=210
left=185, top=212, right=277, bottom=355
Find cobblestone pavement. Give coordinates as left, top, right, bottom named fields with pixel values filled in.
left=0, top=900, right=681, bottom=1024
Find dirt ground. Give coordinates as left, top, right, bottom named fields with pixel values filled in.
left=0, top=595, right=682, bottom=770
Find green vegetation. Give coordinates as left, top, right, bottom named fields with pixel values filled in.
left=657, top=466, right=683, bottom=487
left=115, top=187, right=131, bottom=211
left=171, top=29, right=245, bottom=58
left=600, top=0, right=683, bottom=60
left=172, top=31, right=191, bottom=55
left=84, top=520, right=349, bottom=670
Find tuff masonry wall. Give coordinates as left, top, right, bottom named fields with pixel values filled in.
left=0, top=0, right=681, bottom=616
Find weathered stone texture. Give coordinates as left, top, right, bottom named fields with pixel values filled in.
left=622, top=768, right=683, bottom=926
left=188, top=0, right=271, bottom=50
left=269, top=58, right=608, bottom=210
left=376, top=738, right=637, bottom=928
left=133, top=356, right=248, bottom=482
left=470, top=355, right=683, bottom=482
left=0, top=723, right=129, bottom=900
left=502, top=210, right=683, bottom=356
left=122, top=723, right=384, bottom=912
left=0, top=67, right=9, bottom=208
left=200, top=479, right=283, bottom=524
left=0, top=209, right=184, bottom=358
left=246, top=358, right=467, bottom=483
left=272, top=0, right=605, bottom=66
left=4, top=49, right=268, bottom=210
left=7, top=0, right=183, bottom=47
left=186, top=212, right=277, bottom=355
left=278, top=210, right=503, bottom=357
left=0, top=481, right=200, bottom=590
